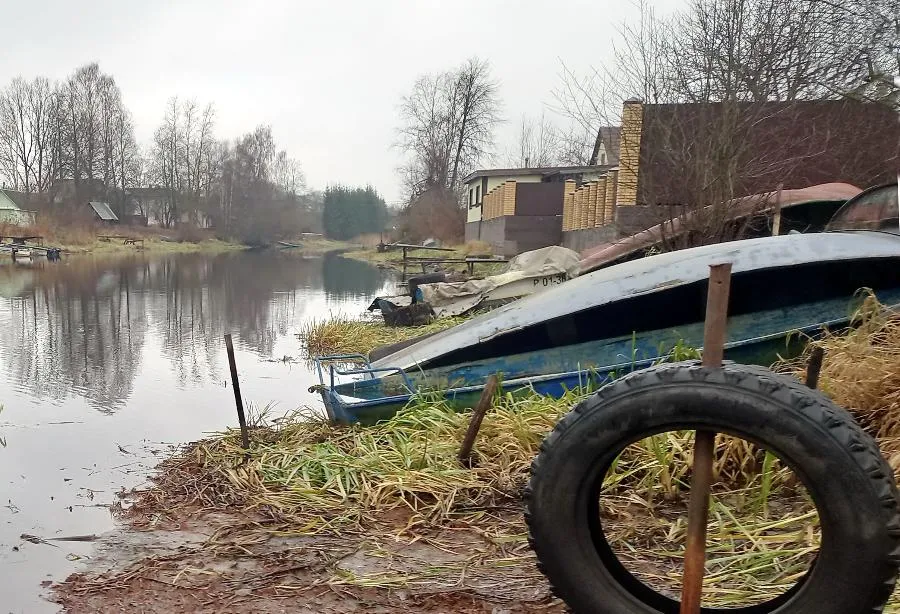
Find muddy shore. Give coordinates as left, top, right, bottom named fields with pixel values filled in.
left=54, top=507, right=561, bottom=613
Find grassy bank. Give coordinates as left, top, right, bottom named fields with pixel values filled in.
left=1, top=219, right=356, bottom=255
left=59, top=297, right=900, bottom=610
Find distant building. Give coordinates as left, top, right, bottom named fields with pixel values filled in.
left=89, top=201, right=119, bottom=223
left=594, top=126, right=621, bottom=166
left=561, top=98, right=900, bottom=252
left=462, top=165, right=614, bottom=255
left=129, top=186, right=214, bottom=228
left=0, top=190, right=36, bottom=226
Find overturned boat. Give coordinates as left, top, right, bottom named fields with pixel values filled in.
left=315, top=183, right=900, bottom=424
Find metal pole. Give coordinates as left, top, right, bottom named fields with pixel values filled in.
left=680, top=262, right=732, bottom=614
left=224, top=333, right=251, bottom=452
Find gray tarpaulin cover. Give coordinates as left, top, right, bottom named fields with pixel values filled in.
left=418, top=245, right=581, bottom=318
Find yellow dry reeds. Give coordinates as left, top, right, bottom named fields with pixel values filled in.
left=778, top=293, right=900, bottom=470
left=130, top=299, right=900, bottom=608
left=298, top=314, right=468, bottom=358
left=137, top=390, right=578, bottom=533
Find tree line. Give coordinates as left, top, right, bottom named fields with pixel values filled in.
left=145, top=97, right=319, bottom=242
left=0, top=63, right=140, bottom=202
left=322, top=185, right=388, bottom=241
left=0, top=62, right=321, bottom=243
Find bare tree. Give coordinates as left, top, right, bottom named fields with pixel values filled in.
left=0, top=76, right=62, bottom=195
left=554, top=0, right=899, bottom=250
left=27, top=77, right=58, bottom=193
left=447, top=58, right=502, bottom=190
left=148, top=97, right=182, bottom=227
left=507, top=113, right=562, bottom=167
left=0, top=78, right=34, bottom=192
left=272, top=150, right=306, bottom=196
left=397, top=57, right=501, bottom=199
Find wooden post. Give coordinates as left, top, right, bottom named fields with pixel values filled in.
left=224, top=334, right=251, bottom=452
left=680, top=263, right=732, bottom=614
left=805, top=346, right=825, bottom=390
left=458, top=374, right=500, bottom=465
left=772, top=183, right=784, bottom=236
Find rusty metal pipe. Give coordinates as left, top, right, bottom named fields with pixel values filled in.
left=680, top=263, right=732, bottom=614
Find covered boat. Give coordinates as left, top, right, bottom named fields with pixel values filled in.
left=578, top=182, right=861, bottom=274
left=315, top=183, right=900, bottom=424
left=414, top=245, right=580, bottom=317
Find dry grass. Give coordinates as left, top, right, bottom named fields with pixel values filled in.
left=0, top=216, right=245, bottom=254
left=128, top=388, right=822, bottom=606
left=130, top=390, right=578, bottom=533
left=298, top=314, right=468, bottom=357
left=123, top=297, right=900, bottom=608
left=777, top=293, right=900, bottom=468
left=0, top=218, right=95, bottom=247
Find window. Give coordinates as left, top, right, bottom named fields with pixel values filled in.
left=476, top=185, right=481, bottom=205
left=469, top=188, right=474, bottom=207
left=827, top=184, right=899, bottom=234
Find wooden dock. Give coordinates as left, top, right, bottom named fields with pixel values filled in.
left=0, top=235, right=62, bottom=260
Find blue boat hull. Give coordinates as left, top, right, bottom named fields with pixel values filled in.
left=316, top=288, right=900, bottom=425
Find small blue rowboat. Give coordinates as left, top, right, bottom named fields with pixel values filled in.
left=313, top=286, right=900, bottom=424
left=313, top=185, right=900, bottom=424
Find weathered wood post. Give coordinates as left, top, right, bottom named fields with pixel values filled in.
left=224, top=333, right=251, bottom=453
left=806, top=346, right=825, bottom=390
left=458, top=374, right=500, bottom=465
left=772, top=183, right=784, bottom=236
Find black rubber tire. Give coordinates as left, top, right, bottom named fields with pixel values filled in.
left=525, top=361, right=900, bottom=614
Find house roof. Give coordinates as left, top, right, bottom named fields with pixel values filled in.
left=0, top=190, right=21, bottom=210
left=598, top=126, right=621, bottom=164
left=89, top=201, right=119, bottom=221
left=462, top=165, right=615, bottom=185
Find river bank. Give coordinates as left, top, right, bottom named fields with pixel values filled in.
left=0, top=223, right=356, bottom=256
left=51, top=300, right=900, bottom=612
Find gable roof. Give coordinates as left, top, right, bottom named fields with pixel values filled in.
left=0, top=190, right=21, bottom=210
left=89, top=201, right=118, bottom=221
left=598, top=126, right=621, bottom=164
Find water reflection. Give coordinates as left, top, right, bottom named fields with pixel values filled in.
left=322, top=251, right=386, bottom=298
left=0, top=252, right=392, bottom=411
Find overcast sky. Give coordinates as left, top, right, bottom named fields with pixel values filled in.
left=2, top=0, right=682, bottom=204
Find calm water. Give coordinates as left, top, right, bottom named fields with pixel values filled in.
left=0, top=250, right=395, bottom=613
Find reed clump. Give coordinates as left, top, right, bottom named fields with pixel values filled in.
left=299, top=314, right=467, bottom=357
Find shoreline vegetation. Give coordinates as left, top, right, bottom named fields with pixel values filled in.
left=54, top=296, right=900, bottom=612
left=0, top=220, right=357, bottom=257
